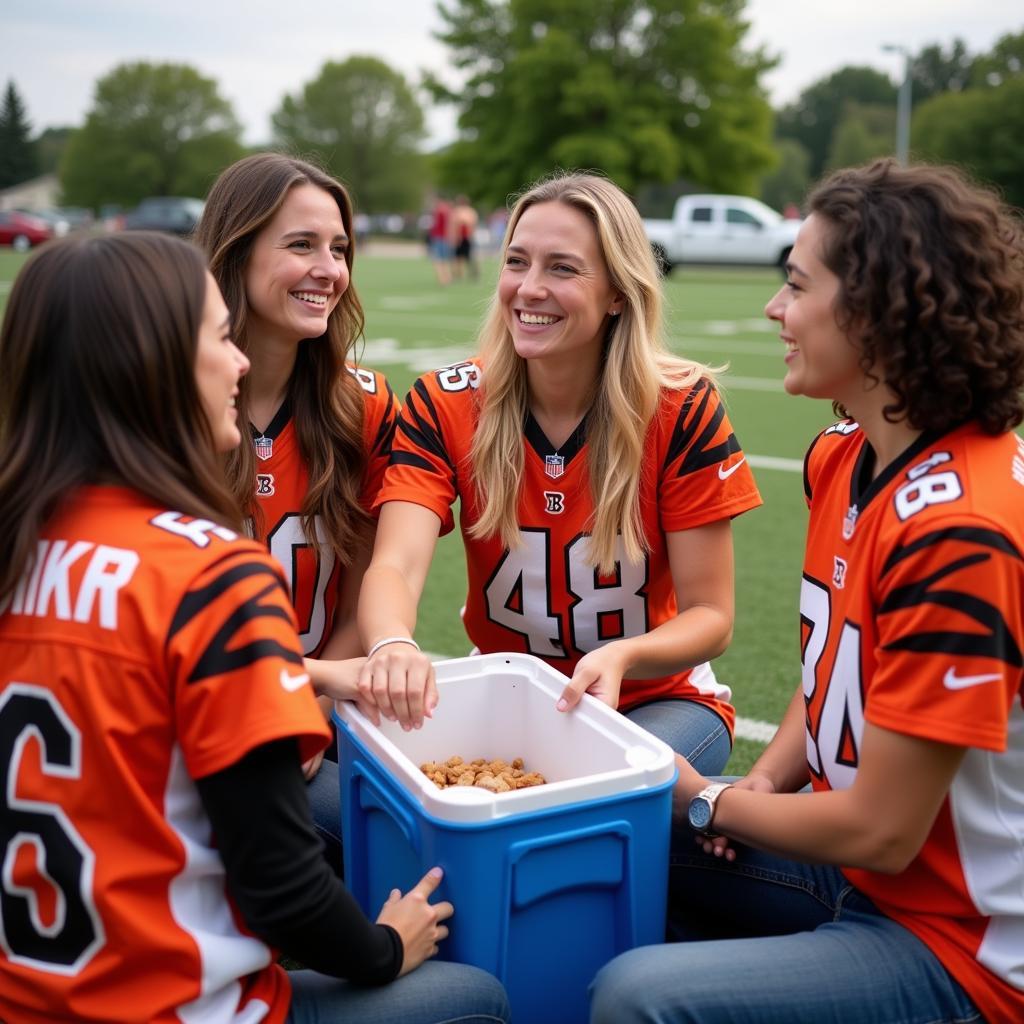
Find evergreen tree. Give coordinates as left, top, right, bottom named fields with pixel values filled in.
left=0, top=80, right=39, bottom=188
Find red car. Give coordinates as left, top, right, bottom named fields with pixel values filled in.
left=0, top=210, right=53, bottom=251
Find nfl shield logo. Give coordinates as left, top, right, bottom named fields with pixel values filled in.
left=254, top=435, right=273, bottom=461
left=544, top=454, right=565, bottom=479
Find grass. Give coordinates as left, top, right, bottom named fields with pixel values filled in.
left=0, top=244, right=834, bottom=774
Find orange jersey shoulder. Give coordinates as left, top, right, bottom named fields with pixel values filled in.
left=0, top=486, right=326, bottom=1022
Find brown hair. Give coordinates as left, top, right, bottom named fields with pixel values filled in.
left=808, top=159, right=1024, bottom=433
left=0, top=232, right=242, bottom=606
left=194, top=152, right=370, bottom=564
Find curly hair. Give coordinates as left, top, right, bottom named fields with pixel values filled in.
left=808, top=159, right=1024, bottom=434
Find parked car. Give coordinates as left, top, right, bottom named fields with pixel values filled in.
left=643, top=194, right=801, bottom=275
left=20, top=208, right=70, bottom=237
left=122, top=196, right=205, bottom=236
left=0, top=210, right=53, bottom=251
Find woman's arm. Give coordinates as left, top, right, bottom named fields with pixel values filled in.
left=198, top=737, right=455, bottom=980
left=357, top=501, right=443, bottom=728
left=558, top=519, right=735, bottom=710
left=675, top=721, right=966, bottom=873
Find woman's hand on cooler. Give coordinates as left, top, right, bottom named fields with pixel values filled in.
left=556, top=643, right=627, bottom=712
left=358, top=639, right=437, bottom=730
left=377, top=867, right=453, bottom=976
left=306, top=657, right=381, bottom=726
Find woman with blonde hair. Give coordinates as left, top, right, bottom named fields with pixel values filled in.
left=194, top=154, right=398, bottom=871
left=357, top=171, right=761, bottom=770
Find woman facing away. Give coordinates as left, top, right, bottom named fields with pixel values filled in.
left=194, top=154, right=399, bottom=871
left=590, top=160, right=1024, bottom=1023
left=0, top=232, right=509, bottom=1024
left=355, top=171, right=762, bottom=774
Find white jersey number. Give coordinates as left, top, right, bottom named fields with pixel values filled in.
left=799, top=576, right=865, bottom=788
left=484, top=530, right=647, bottom=658
left=266, top=513, right=334, bottom=656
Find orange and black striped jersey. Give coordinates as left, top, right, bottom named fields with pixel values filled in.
left=0, top=486, right=331, bottom=1023
left=376, top=360, right=761, bottom=728
left=801, top=421, right=1024, bottom=1023
left=252, top=366, right=397, bottom=657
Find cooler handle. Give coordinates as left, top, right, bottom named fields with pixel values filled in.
left=352, top=757, right=422, bottom=854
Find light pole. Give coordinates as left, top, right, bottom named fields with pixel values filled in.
left=883, top=44, right=912, bottom=165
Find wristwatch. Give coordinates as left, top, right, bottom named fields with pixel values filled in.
left=687, top=782, right=732, bottom=836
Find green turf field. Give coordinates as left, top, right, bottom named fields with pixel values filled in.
left=0, top=244, right=834, bottom=773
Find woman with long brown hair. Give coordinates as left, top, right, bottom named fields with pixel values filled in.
left=0, top=232, right=509, bottom=1024
left=194, top=154, right=398, bottom=870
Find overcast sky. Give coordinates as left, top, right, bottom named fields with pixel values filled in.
left=4, top=0, right=1022, bottom=147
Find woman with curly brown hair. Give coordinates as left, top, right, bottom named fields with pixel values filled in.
left=590, top=160, right=1024, bottom=1024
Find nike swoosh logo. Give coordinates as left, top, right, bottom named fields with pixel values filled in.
left=943, top=668, right=1002, bottom=690
left=280, top=669, right=311, bottom=692
left=718, top=457, right=746, bottom=480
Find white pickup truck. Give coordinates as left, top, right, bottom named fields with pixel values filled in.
left=643, top=194, right=801, bottom=274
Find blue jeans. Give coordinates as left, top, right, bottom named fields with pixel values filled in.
left=287, top=961, right=510, bottom=1023
left=590, top=826, right=981, bottom=1024
left=307, top=755, right=344, bottom=877
left=624, top=699, right=731, bottom=775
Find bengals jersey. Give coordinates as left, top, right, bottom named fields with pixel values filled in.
left=252, top=366, right=397, bottom=657
left=376, top=360, right=761, bottom=728
left=0, top=486, right=331, bottom=1024
left=801, top=421, right=1024, bottom=1023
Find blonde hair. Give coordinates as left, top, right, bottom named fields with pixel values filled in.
left=469, top=172, right=714, bottom=573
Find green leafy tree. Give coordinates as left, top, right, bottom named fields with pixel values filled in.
left=912, top=76, right=1024, bottom=208
left=910, top=40, right=972, bottom=104
left=35, top=127, right=74, bottom=177
left=428, top=0, right=777, bottom=206
left=776, top=67, right=895, bottom=179
left=273, top=57, right=426, bottom=213
left=0, top=80, right=39, bottom=188
left=826, top=102, right=896, bottom=170
left=60, top=62, right=245, bottom=210
left=968, top=29, right=1024, bottom=88
left=758, top=137, right=810, bottom=212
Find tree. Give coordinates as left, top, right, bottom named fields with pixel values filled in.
left=825, top=102, right=896, bottom=170
left=968, top=30, right=1024, bottom=88
left=35, top=127, right=74, bottom=176
left=60, top=63, right=245, bottom=210
left=910, top=40, right=972, bottom=104
left=427, top=0, right=777, bottom=206
left=912, top=76, right=1024, bottom=208
left=758, top=137, right=810, bottom=212
left=776, top=67, right=895, bottom=179
left=272, top=57, right=426, bottom=213
left=0, top=80, right=39, bottom=188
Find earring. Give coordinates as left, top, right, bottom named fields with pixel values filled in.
left=609, top=309, right=621, bottom=317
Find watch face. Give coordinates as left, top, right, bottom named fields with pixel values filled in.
left=688, top=797, right=713, bottom=832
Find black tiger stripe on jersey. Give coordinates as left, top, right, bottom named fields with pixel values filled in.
left=879, top=545, right=1023, bottom=666
left=168, top=558, right=304, bottom=682
left=664, top=379, right=741, bottom=478
left=371, top=384, right=397, bottom=457
left=391, top=449, right=444, bottom=476
left=401, top=382, right=455, bottom=472
left=881, top=525, right=1024, bottom=578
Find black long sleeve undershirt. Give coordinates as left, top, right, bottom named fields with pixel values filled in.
left=195, top=738, right=403, bottom=984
